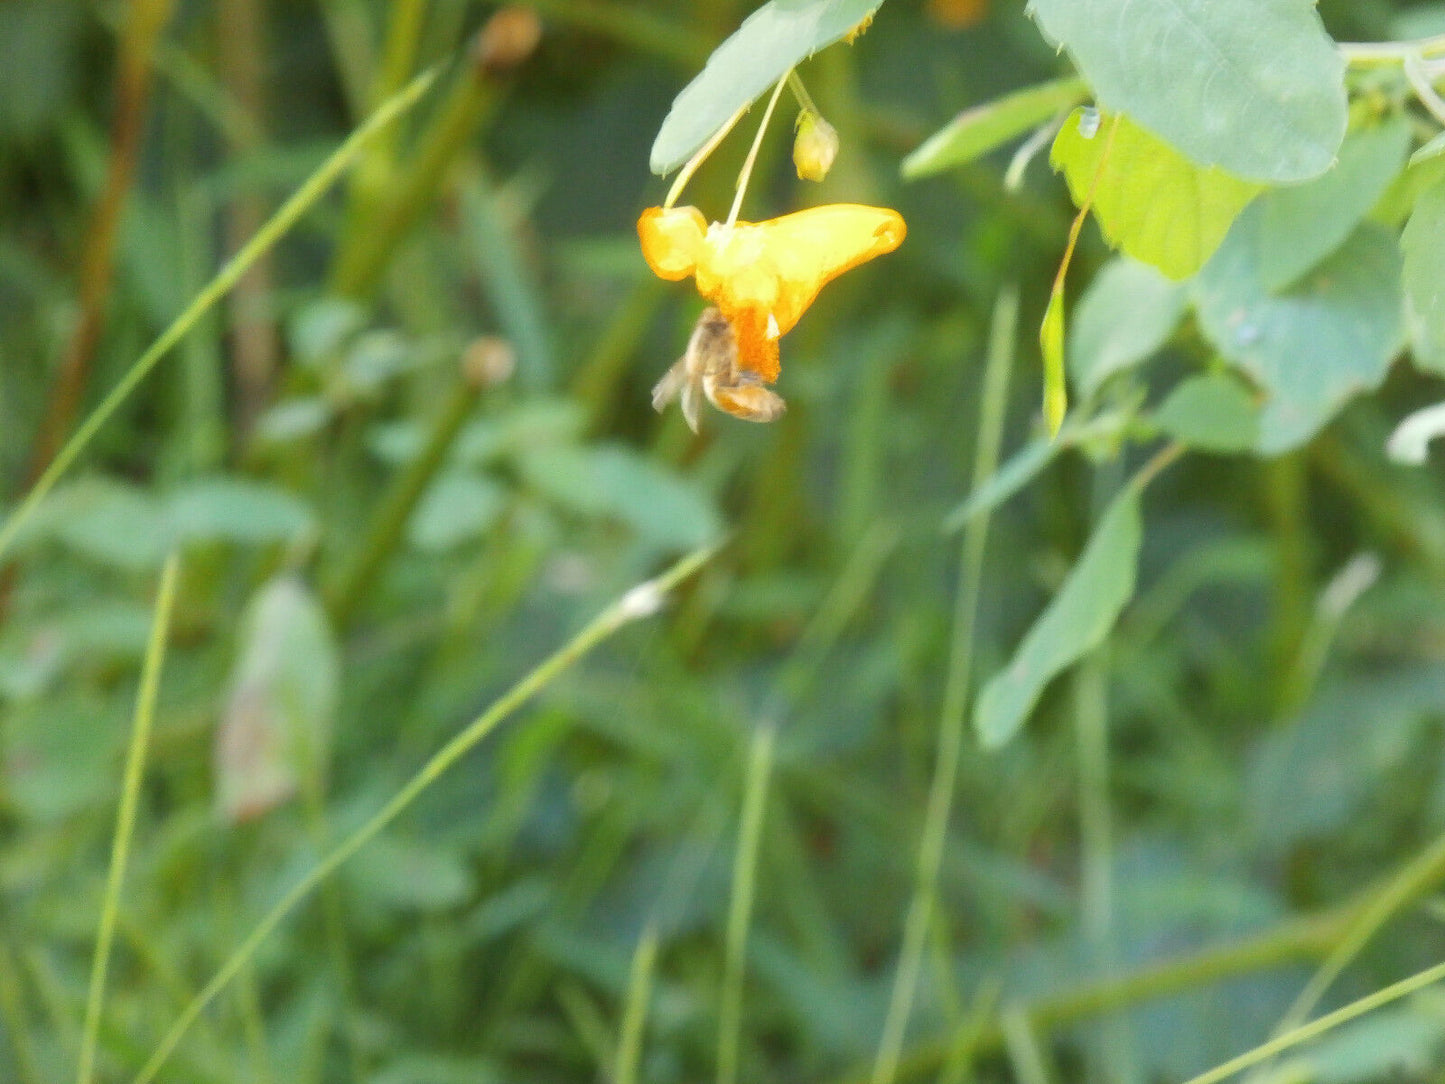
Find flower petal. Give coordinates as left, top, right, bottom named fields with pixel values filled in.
left=638, top=205, right=707, bottom=280
left=759, top=205, right=906, bottom=335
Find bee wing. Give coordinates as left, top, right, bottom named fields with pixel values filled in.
left=651, top=358, right=691, bottom=413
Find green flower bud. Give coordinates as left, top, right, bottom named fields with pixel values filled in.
left=793, top=111, right=839, bottom=182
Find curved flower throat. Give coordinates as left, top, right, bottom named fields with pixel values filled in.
left=639, top=203, right=905, bottom=430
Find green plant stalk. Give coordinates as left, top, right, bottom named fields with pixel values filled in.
left=717, top=724, right=777, bottom=1084
left=614, top=926, right=660, bottom=1084
left=1259, top=826, right=1445, bottom=1070
left=516, top=0, right=710, bottom=67
left=869, top=283, right=1019, bottom=1084
left=571, top=281, right=667, bottom=427
left=0, top=944, right=42, bottom=1084
left=77, top=553, right=180, bottom=1084
left=324, top=369, right=480, bottom=626
left=130, top=543, right=717, bottom=1084
left=1181, top=957, right=1445, bottom=1084
left=0, top=65, right=442, bottom=568
left=1001, top=1007, right=1054, bottom=1084
left=847, top=904, right=1348, bottom=1084
left=332, top=65, right=497, bottom=298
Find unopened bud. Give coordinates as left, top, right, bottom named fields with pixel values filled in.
left=474, top=7, right=542, bottom=79
left=793, top=111, right=839, bottom=182
left=462, top=336, right=516, bottom=388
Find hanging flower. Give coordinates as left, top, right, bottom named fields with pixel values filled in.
left=639, top=203, right=906, bottom=426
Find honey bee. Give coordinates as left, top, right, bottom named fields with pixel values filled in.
left=651, top=307, right=786, bottom=432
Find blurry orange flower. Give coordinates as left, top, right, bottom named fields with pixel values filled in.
left=638, top=203, right=906, bottom=398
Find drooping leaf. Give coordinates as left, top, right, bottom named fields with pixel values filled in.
left=650, top=0, right=885, bottom=176
left=1028, top=0, right=1347, bottom=183
left=1051, top=109, right=1261, bottom=280
left=902, top=75, right=1087, bottom=178
left=975, top=486, right=1141, bottom=747
left=1069, top=257, right=1188, bottom=394
left=1255, top=118, right=1412, bottom=292
left=1402, top=177, right=1445, bottom=374
left=1153, top=372, right=1260, bottom=454
left=1194, top=208, right=1405, bottom=454
left=215, top=577, right=339, bottom=823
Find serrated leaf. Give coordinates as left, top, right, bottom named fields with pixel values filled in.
left=1052, top=109, right=1261, bottom=280
left=1028, top=0, right=1346, bottom=183
left=1153, top=373, right=1260, bottom=454
left=216, top=578, right=339, bottom=823
left=1069, top=257, right=1188, bottom=394
left=1403, top=177, right=1445, bottom=374
left=1256, top=118, right=1411, bottom=292
left=650, top=0, right=885, bottom=176
left=902, top=75, right=1086, bottom=178
left=975, top=486, right=1141, bottom=748
left=1194, top=207, right=1404, bottom=453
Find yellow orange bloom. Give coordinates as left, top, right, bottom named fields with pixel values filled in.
left=638, top=203, right=906, bottom=390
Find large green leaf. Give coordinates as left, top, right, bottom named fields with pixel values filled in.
left=975, top=486, right=1141, bottom=748
left=1069, top=256, right=1188, bottom=394
left=1402, top=177, right=1445, bottom=374
left=1194, top=207, right=1404, bottom=454
left=1051, top=110, right=1261, bottom=281
left=902, top=75, right=1086, bottom=178
left=650, top=0, right=884, bottom=176
left=1153, top=372, right=1260, bottom=454
left=1029, top=0, right=1346, bottom=183
left=1256, top=118, right=1412, bottom=292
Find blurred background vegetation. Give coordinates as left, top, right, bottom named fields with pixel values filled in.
left=8, top=1, right=1445, bottom=1082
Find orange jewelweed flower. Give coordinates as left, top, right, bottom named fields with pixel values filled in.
left=639, top=203, right=905, bottom=426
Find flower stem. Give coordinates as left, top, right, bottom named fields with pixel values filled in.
left=727, top=70, right=790, bottom=227
left=665, top=102, right=749, bottom=210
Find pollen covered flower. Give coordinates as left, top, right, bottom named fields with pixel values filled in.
left=638, top=203, right=905, bottom=425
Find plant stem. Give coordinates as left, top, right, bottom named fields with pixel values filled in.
left=28, top=0, right=177, bottom=478
left=870, top=283, right=1019, bottom=1084
left=130, top=543, right=717, bottom=1084
left=727, top=71, right=789, bottom=227
left=665, top=102, right=749, bottom=210
left=717, top=724, right=777, bottom=1084
left=332, top=60, right=498, bottom=298
left=78, top=554, right=180, bottom=1084
left=614, top=926, right=660, bottom=1084
left=1181, top=957, right=1445, bottom=1084
left=324, top=365, right=481, bottom=626
left=0, top=64, right=442, bottom=569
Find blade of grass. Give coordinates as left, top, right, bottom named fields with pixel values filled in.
left=870, top=282, right=1019, bottom=1084
left=1181, top=957, right=1445, bottom=1084
left=614, top=925, right=660, bottom=1084
left=130, top=542, right=717, bottom=1084
left=717, top=723, right=776, bottom=1084
left=0, top=63, right=443, bottom=568
left=0, top=943, right=43, bottom=1084
left=77, top=553, right=181, bottom=1084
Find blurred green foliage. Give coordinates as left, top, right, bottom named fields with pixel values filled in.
left=6, top=2, right=1445, bottom=1083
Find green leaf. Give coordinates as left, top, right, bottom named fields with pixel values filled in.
left=650, top=0, right=885, bottom=176
left=1402, top=177, right=1445, bottom=374
left=1194, top=207, right=1405, bottom=453
left=46, top=479, right=171, bottom=571
left=166, top=477, right=315, bottom=545
left=945, top=438, right=1059, bottom=531
left=1028, top=0, right=1347, bottom=183
left=1069, top=257, right=1188, bottom=394
left=407, top=472, right=507, bottom=553
left=346, top=833, right=475, bottom=912
left=1040, top=287, right=1066, bottom=434
left=975, top=486, right=1141, bottom=748
left=1051, top=109, right=1261, bottom=280
left=1153, top=373, right=1260, bottom=454
left=902, top=75, right=1087, bottom=178
left=1256, top=119, right=1412, bottom=292
left=216, top=577, right=339, bottom=823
